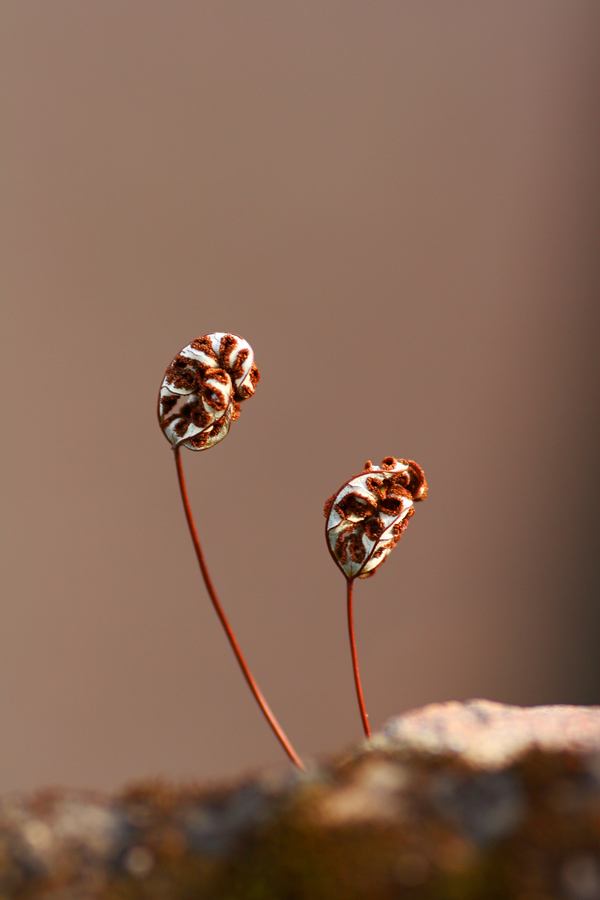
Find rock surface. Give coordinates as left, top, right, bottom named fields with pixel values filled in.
left=1, top=700, right=600, bottom=899
left=379, top=698, right=600, bottom=767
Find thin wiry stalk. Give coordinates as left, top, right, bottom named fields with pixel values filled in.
left=173, top=446, right=305, bottom=770
left=346, top=577, right=371, bottom=738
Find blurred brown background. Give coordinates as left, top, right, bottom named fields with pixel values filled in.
left=1, top=1, right=598, bottom=792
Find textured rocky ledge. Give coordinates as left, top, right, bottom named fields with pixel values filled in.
left=2, top=700, right=600, bottom=899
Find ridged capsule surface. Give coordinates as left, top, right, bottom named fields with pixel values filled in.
left=324, top=457, right=427, bottom=579
left=158, top=333, right=260, bottom=450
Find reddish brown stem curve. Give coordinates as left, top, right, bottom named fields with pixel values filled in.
left=346, top=577, right=371, bottom=738
left=173, top=446, right=305, bottom=771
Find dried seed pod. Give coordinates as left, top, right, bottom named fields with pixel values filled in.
left=324, top=457, right=428, bottom=579
left=158, top=333, right=260, bottom=450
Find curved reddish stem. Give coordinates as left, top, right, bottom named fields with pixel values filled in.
left=346, top=577, right=371, bottom=738
left=173, top=447, right=305, bottom=770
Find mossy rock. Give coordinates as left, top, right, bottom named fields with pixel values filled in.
left=2, top=700, right=600, bottom=899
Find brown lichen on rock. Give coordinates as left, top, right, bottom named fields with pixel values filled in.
left=1, top=701, right=600, bottom=899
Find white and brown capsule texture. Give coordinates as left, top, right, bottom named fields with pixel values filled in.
left=158, top=333, right=260, bottom=450
left=324, top=457, right=428, bottom=579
